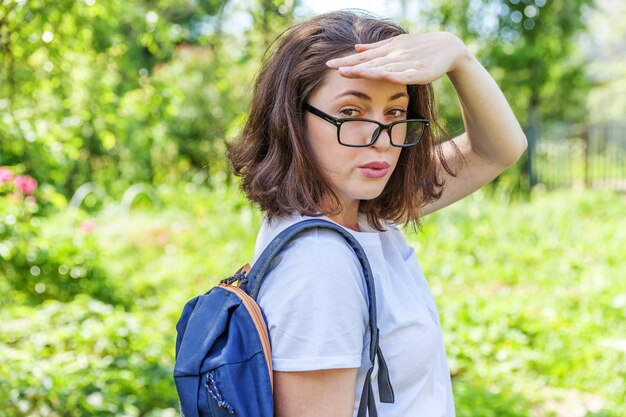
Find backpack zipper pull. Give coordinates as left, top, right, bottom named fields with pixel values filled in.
left=205, top=372, right=235, bottom=414
left=220, top=263, right=251, bottom=286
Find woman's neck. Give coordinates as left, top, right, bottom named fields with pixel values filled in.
left=326, top=199, right=360, bottom=232
left=328, top=213, right=360, bottom=232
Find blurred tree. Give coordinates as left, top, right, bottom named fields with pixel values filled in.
left=0, top=0, right=230, bottom=200
left=419, top=0, right=595, bottom=123
left=0, top=0, right=306, bottom=199
left=483, top=0, right=595, bottom=188
left=252, top=0, right=298, bottom=48
left=584, top=0, right=626, bottom=122
left=402, top=0, right=595, bottom=190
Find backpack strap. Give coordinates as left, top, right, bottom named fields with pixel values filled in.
left=244, top=219, right=395, bottom=417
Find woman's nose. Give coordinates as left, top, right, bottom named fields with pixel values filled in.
left=371, top=126, right=392, bottom=150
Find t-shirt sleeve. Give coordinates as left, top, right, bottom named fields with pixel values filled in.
left=255, top=229, right=369, bottom=372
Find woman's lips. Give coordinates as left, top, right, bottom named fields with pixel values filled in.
left=359, top=161, right=390, bottom=178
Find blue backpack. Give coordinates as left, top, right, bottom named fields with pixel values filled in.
left=174, top=219, right=395, bottom=417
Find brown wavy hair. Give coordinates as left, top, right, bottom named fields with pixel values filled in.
left=227, top=9, right=458, bottom=230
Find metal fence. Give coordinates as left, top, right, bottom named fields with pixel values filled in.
left=533, top=121, right=626, bottom=191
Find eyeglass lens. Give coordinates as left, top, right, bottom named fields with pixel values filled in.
left=339, top=120, right=426, bottom=146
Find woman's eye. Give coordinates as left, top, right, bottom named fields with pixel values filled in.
left=339, top=108, right=360, bottom=117
left=389, top=109, right=407, bottom=118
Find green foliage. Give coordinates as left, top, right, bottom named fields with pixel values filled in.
left=405, top=189, right=626, bottom=416
left=0, top=0, right=302, bottom=199
left=0, top=296, right=176, bottom=416
left=486, top=0, right=593, bottom=123
left=0, top=166, right=123, bottom=306
left=243, top=0, right=298, bottom=55
left=1, top=214, right=119, bottom=306
left=0, top=0, right=235, bottom=197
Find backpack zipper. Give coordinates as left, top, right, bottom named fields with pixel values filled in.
left=218, top=284, right=274, bottom=391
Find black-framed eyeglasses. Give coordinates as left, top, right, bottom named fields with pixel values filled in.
left=304, top=103, right=429, bottom=148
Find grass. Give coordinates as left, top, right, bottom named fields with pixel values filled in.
left=406, top=189, right=626, bottom=416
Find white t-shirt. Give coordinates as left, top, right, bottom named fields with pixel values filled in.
left=253, top=214, right=455, bottom=417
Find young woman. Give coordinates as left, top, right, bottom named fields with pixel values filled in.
left=227, top=9, right=527, bottom=417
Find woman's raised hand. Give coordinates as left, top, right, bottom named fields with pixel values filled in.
left=325, top=32, right=470, bottom=85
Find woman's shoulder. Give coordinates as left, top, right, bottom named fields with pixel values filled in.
left=254, top=215, right=367, bottom=304
left=253, top=214, right=361, bottom=262
left=252, top=213, right=415, bottom=269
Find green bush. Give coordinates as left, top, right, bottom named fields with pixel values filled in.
left=406, top=189, right=626, bottom=415
left=1, top=166, right=123, bottom=307
left=0, top=296, right=177, bottom=417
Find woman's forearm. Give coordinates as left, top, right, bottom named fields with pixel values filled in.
left=448, top=48, right=528, bottom=167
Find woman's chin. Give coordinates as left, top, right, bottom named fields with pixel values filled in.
left=353, top=187, right=387, bottom=202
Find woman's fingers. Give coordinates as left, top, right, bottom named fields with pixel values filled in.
left=336, top=61, right=410, bottom=81
left=336, top=55, right=402, bottom=75
left=342, top=54, right=402, bottom=70
left=326, top=51, right=377, bottom=69
left=327, top=35, right=414, bottom=68
left=334, top=52, right=434, bottom=84
left=333, top=51, right=409, bottom=74
left=335, top=66, right=390, bottom=80
left=354, top=37, right=394, bottom=52
left=336, top=61, right=436, bottom=85
left=326, top=42, right=396, bottom=68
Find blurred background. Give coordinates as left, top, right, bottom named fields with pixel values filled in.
left=1, top=0, right=624, bottom=416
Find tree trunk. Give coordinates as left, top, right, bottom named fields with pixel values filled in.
left=524, top=92, right=541, bottom=189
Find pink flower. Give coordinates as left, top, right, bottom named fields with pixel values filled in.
left=152, top=227, right=170, bottom=246
left=0, top=167, right=13, bottom=184
left=80, top=220, right=97, bottom=233
left=13, top=175, right=38, bottom=195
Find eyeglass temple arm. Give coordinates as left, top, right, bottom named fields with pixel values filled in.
left=304, top=104, right=342, bottom=126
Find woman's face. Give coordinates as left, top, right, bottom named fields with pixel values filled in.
left=306, top=70, right=408, bottom=212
